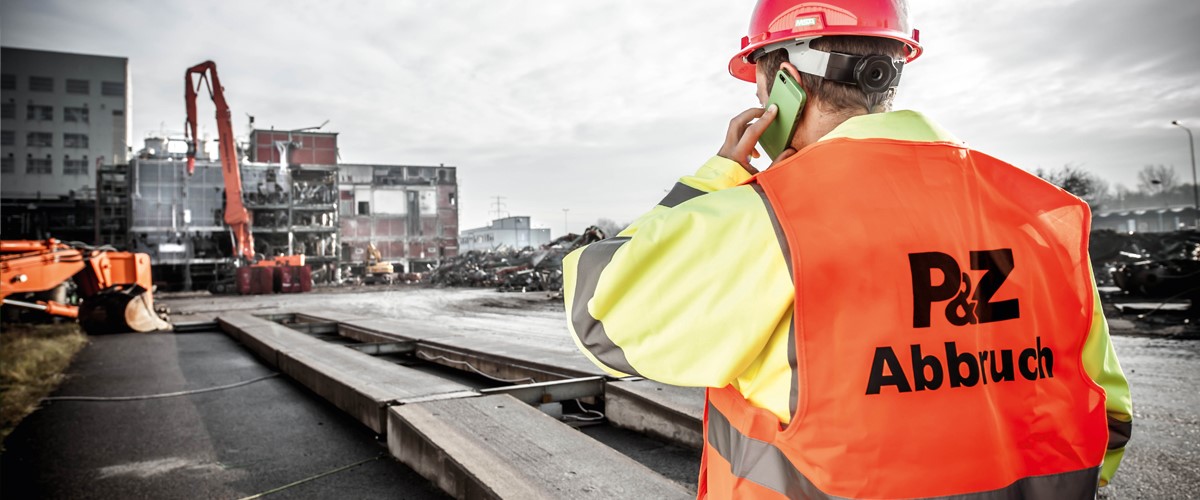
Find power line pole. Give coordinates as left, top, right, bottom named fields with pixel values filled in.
left=562, top=208, right=570, bottom=236
left=490, top=196, right=508, bottom=221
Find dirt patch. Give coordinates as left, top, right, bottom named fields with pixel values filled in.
left=455, top=292, right=564, bottom=315
left=0, top=323, right=88, bottom=449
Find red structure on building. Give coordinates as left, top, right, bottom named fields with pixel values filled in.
left=249, top=129, right=339, bottom=165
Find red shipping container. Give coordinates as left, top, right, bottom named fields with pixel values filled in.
left=253, top=266, right=274, bottom=294
left=276, top=266, right=297, bottom=293
left=298, top=265, right=313, bottom=292
left=237, top=266, right=253, bottom=295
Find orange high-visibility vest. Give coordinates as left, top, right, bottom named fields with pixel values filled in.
left=701, top=137, right=1109, bottom=499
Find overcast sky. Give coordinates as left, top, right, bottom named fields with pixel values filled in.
left=3, top=0, right=1198, bottom=235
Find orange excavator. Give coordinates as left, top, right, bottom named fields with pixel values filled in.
left=185, top=61, right=307, bottom=293
left=1, top=239, right=172, bottom=334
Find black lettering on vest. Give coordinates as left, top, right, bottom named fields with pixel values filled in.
left=946, top=342, right=980, bottom=388
left=1019, top=347, right=1039, bottom=380
left=909, top=252, right=961, bottom=328
left=989, top=349, right=1015, bottom=383
left=910, top=249, right=1022, bottom=328
left=866, top=347, right=912, bottom=395
left=945, top=272, right=978, bottom=326
left=1037, top=336, right=1054, bottom=378
left=970, top=249, right=1020, bottom=324
left=978, top=351, right=989, bottom=385
left=911, top=344, right=943, bottom=391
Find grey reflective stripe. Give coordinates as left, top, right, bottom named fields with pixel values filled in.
left=707, top=401, right=845, bottom=499
left=752, top=182, right=800, bottom=423
left=569, top=237, right=641, bottom=376
left=1108, top=416, right=1132, bottom=450
left=659, top=182, right=707, bottom=208
left=707, top=401, right=1101, bottom=499
left=751, top=183, right=793, bottom=277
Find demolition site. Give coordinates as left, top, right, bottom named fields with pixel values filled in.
left=2, top=37, right=1199, bottom=500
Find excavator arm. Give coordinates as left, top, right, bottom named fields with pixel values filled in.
left=185, top=61, right=255, bottom=262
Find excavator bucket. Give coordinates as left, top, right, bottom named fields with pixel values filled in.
left=78, top=285, right=172, bottom=335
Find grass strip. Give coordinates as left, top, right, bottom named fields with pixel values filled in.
left=0, top=323, right=88, bottom=449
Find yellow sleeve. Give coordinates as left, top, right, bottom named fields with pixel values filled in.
left=563, top=157, right=793, bottom=387
left=1081, top=268, right=1132, bottom=486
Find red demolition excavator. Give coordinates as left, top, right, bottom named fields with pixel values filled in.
left=1, top=239, right=172, bottom=334
left=185, top=61, right=311, bottom=295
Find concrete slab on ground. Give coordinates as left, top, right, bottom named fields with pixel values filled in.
left=216, top=312, right=327, bottom=368
left=279, top=342, right=477, bottom=434
left=0, top=331, right=446, bottom=499
left=387, top=394, right=691, bottom=500
left=219, top=313, right=476, bottom=434
left=320, top=315, right=605, bottom=382
left=606, top=380, right=705, bottom=449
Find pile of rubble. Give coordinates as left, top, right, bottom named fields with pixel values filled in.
left=1091, top=229, right=1200, bottom=300
left=427, top=226, right=608, bottom=292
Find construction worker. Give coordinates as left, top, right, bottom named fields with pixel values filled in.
left=563, top=1, right=1132, bottom=498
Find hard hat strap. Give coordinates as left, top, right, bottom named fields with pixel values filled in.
left=752, top=38, right=904, bottom=93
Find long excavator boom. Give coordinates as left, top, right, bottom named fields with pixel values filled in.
left=185, top=61, right=255, bottom=262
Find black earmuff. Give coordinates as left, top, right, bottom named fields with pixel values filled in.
left=853, top=55, right=901, bottom=94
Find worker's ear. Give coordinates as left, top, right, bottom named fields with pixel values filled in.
left=778, top=62, right=804, bottom=91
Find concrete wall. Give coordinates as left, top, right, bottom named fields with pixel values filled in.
left=1, top=47, right=130, bottom=199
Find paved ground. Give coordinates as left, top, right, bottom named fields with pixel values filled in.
left=3, top=287, right=1197, bottom=498
left=1099, top=335, right=1200, bottom=499
left=0, top=330, right=447, bottom=499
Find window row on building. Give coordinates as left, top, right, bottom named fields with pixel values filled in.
left=0, top=73, right=124, bottom=96
left=1, top=102, right=108, bottom=123
left=0, top=153, right=90, bottom=175
left=0, top=131, right=90, bottom=148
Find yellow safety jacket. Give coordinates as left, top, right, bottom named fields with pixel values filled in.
left=563, top=111, right=1132, bottom=489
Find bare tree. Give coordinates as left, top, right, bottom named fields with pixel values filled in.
left=594, top=218, right=629, bottom=238
left=1136, top=164, right=1180, bottom=195
left=1034, top=164, right=1112, bottom=209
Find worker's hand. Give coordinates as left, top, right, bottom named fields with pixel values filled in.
left=717, top=105, right=778, bottom=175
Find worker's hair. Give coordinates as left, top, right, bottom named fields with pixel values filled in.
left=758, top=36, right=907, bottom=115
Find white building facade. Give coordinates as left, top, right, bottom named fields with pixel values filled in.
left=1, top=47, right=131, bottom=199
left=460, top=216, right=551, bottom=252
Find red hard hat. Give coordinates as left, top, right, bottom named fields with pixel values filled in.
left=729, top=0, right=922, bottom=82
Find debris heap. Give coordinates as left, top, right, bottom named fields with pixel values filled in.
left=1090, top=229, right=1200, bottom=299
left=428, top=226, right=608, bottom=292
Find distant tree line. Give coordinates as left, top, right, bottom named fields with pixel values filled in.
left=1035, top=164, right=1197, bottom=213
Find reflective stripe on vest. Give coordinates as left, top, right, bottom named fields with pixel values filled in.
left=700, top=137, right=1108, bottom=499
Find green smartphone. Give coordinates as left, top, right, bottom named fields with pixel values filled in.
left=758, top=70, right=807, bottom=160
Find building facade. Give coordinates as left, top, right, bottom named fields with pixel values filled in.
left=459, top=216, right=551, bottom=252
left=249, top=129, right=338, bottom=165
left=1093, top=205, right=1199, bottom=233
left=338, top=164, right=458, bottom=273
left=1, top=47, right=131, bottom=199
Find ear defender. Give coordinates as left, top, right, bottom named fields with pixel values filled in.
left=853, top=55, right=903, bottom=94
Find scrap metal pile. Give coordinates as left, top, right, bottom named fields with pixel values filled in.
left=427, top=226, right=608, bottom=292
left=1090, top=229, right=1200, bottom=300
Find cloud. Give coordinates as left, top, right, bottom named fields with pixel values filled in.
left=3, top=0, right=1197, bottom=232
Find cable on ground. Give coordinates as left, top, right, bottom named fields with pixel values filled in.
left=562, top=398, right=606, bottom=422
left=238, top=454, right=383, bottom=500
left=415, top=351, right=535, bottom=384
left=43, top=373, right=280, bottom=402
